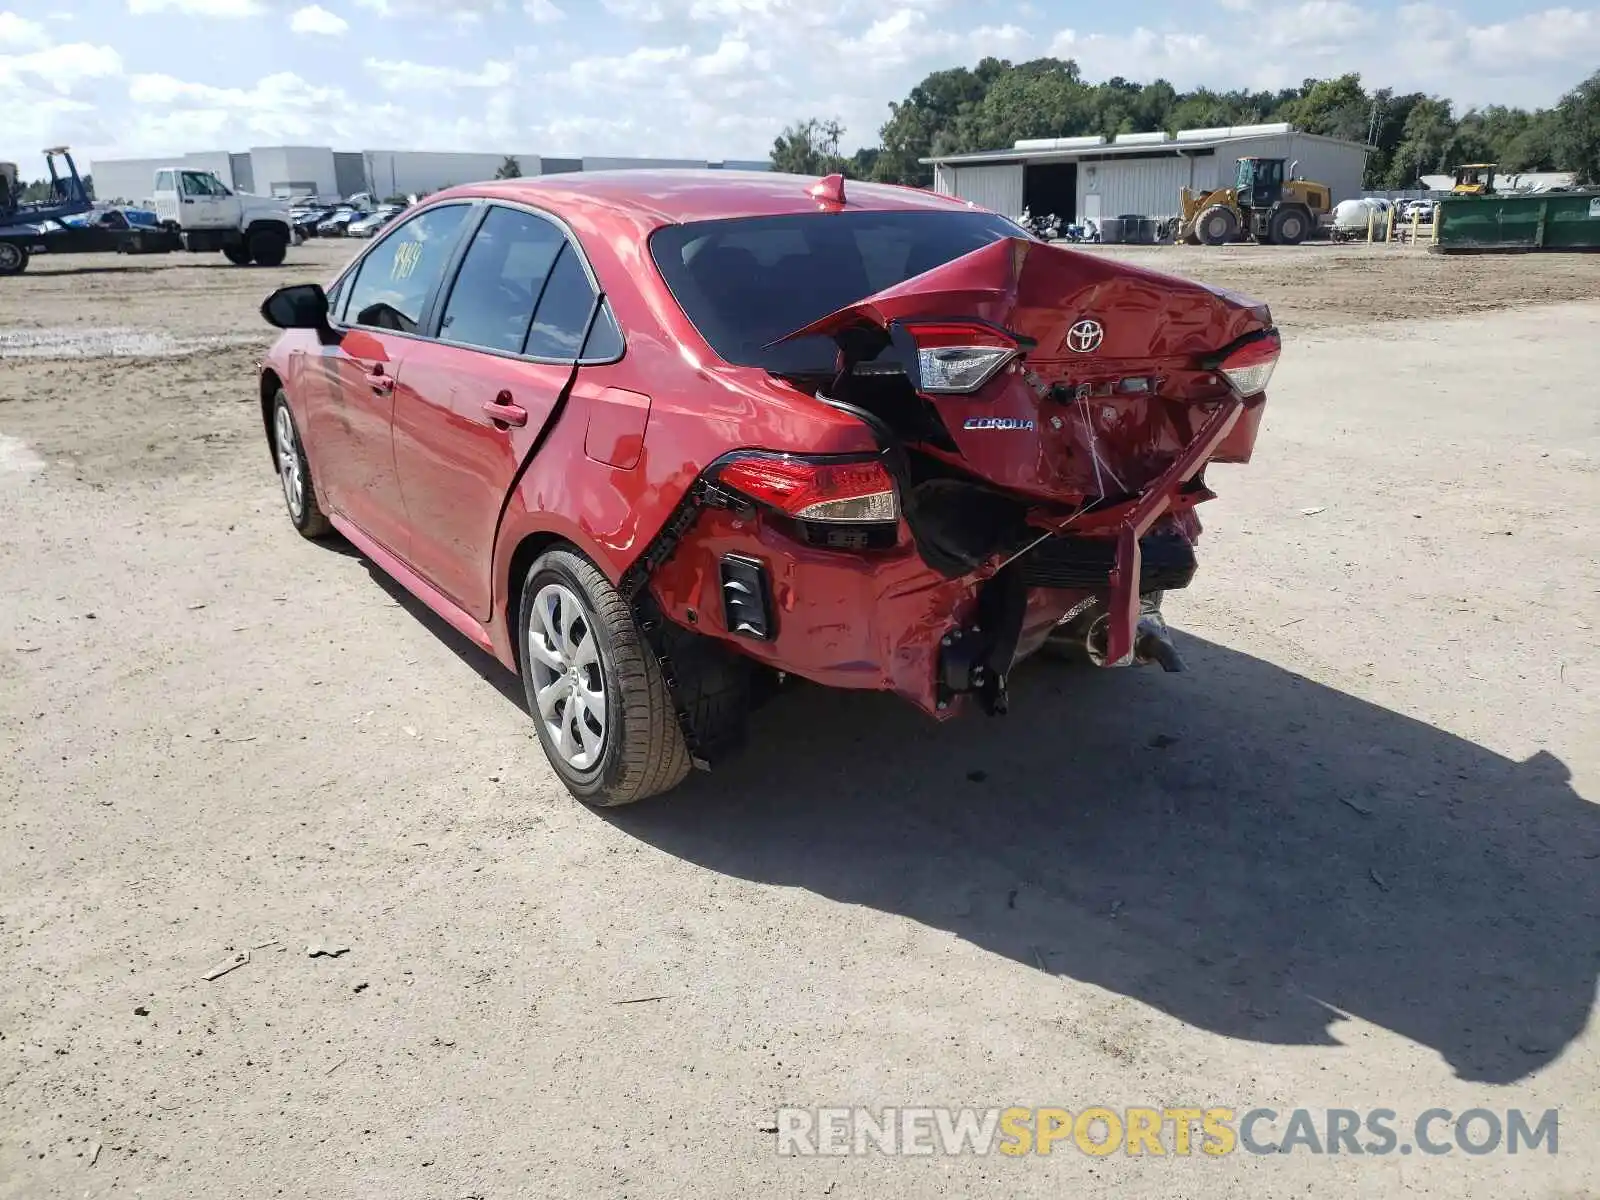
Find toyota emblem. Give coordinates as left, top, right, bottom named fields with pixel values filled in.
left=1065, top=318, right=1104, bottom=354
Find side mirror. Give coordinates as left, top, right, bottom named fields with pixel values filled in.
left=261, top=283, right=331, bottom=332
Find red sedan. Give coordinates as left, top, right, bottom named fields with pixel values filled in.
left=258, top=170, right=1277, bottom=805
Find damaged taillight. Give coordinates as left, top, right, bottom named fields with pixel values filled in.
left=1216, top=331, right=1281, bottom=397
left=903, top=321, right=1018, bottom=394
left=715, top=453, right=899, bottom=523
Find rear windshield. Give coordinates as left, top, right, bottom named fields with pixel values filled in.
left=649, top=210, right=1024, bottom=373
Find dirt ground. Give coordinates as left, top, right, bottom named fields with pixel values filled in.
left=1, top=239, right=1597, bottom=1199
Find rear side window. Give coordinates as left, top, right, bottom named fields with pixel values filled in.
left=649, top=210, right=1020, bottom=371
left=343, top=204, right=470, bottom=335
left=438, top=207, right=566, bottom=353
left=524, top=243, right=598, bottom=360
left=155, top=170, right=175, bottom=193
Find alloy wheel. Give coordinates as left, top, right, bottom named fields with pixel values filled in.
left=274, top=404, right=305, bottom=520
left=526, top=583, right=608, bottom=770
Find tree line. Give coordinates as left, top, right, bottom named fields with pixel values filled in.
left=771, top=62, right=1600, bottom=189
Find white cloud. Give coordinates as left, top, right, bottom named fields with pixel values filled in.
left=0, top=42, right=125, bottom=93
left=361, top=55, right=515, bottom=90
left=126, top=0, right=265, bottom=16
left=5, top=0, right=1597, bottom=169
left=289, top=5, right=348, bottom=34
left=0, top=11, right=51, bottom=49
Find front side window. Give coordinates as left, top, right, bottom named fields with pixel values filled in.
left=437, top=206, right=566, bottom=354
left=180, top=171, right=229, bottom=197
left=342, top=204, right=471, bottom=335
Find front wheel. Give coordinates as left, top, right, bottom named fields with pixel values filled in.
left=518, top=548, right=691, bottom=806
left=271, top=390, right=331, bottom=538
left=223, top=244, right=253, bottom=266
left=1268, top=206, right=1310, bottom=246
left=248, top=229, right=288, bottom=267
left=0, top=242, right=28, bottom=276
left=1196, top=205, right=1239, bottom=246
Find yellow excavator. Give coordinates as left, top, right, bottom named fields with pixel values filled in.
left=1177, top=156, right=1333, bottom=245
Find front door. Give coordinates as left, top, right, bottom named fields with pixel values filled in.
left=393, top=205, right=608, bottom=619
left=307, top=202, right=473, bottom=556
left=178, top=170, right=234, bottom=229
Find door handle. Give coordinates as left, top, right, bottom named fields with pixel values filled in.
left=482, top=394, right=528, bottom=428
left=366, top=365, right=394, bottom=395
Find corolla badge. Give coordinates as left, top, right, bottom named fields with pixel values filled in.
left=1065, top=318, right=1104, bottom=354
left=963, top=417, right=1036, bottom=431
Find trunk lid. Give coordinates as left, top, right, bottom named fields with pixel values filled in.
left=780, top=236, right=1273, bottom=504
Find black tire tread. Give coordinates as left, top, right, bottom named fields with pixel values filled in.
left=249, top=229, right=288, bottom=267
left=527, top=549, right=691, bottom=806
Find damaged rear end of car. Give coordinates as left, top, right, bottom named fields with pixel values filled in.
left=636, top=211, right=1278, bottom=724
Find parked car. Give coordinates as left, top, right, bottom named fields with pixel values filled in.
left=347, top=205, right=403, bottom=238
left=316, top=207, right=360, bottom=236
left=257, top=172, right=1278, bottom=805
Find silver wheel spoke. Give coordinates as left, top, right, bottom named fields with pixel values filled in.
left=526, top=635, right=564, bottom=670
left=535, top=675, right=571, bottom=718
left=527, top=581, right=607, bottom=771
left=572, top=632, right=599, bottom=670
left=575, top=707, right=600, bottom=757
left=555, top=709, right=580, bottom=762
left=558, top=597, right=580, bottom=659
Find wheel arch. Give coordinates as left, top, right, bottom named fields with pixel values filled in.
left=246, top=217, right=291, bottom=239
left=497, top=514, right=631, bottom=674
left=259, top=368, right=283, bottom=469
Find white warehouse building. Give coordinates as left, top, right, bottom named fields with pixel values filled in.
left=924, top=123, right=1371, bottom=226
left=89, top=145, right=771, bottom=205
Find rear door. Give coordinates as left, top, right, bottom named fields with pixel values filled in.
left=306, top=201, right=473, bottom=555
left=393, top=203, right=623, bottom=619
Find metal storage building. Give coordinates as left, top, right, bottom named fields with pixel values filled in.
left=924, top=124, right=1371, bottom=225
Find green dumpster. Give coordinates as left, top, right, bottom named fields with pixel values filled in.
left=1435, top=191, right=1600, bottom=252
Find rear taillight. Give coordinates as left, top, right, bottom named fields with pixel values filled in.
left=1217, top=331, right=1280, bottom=396
left=715, top=454, right=899, bottom=523
left=903, top=321, right=1018, bottom=394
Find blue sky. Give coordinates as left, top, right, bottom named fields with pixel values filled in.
left=2, top=0, right=1596, bottom=167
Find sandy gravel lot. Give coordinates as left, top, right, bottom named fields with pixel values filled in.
left=1, top=239, right=1597, bottom=1199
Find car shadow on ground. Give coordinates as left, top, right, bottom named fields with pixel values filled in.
left=600, top=632, right=1598, bottom=1086
left=359, top=559, right=527, bottom=708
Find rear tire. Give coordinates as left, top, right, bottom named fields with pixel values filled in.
left=223, top=244, right=253, bottom=266
left=1268, top=206, right=1311, bottom=246
left=1196, top=205, right=1239, bottom=246
left=0, top=242, right=28, bottom=276
left=248, top=228, right=288, bottom=267
left=518, top=548, right=692, bottom=807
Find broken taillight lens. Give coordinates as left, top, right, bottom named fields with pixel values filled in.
left=716, top=454, right=899, bottom=523
left=1216, top=331, right=1281, bottom=396
left=904, top=322, right=1018, bottom=394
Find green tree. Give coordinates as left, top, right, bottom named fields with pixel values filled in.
left=945, top=59, right=1090, bottom=155
left=1387, top=97, right=1456, bottom=186
left=874, top=59, right=1008, bottom=185
left=770, top=118, right=854, bottom=176
left=1552, top=69, right=1600, bottom=184
left=1280, top=74, right=1372, bottom=143
left=494, top=155, right=522, bottom=179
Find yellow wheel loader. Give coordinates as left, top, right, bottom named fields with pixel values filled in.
left=1177, top=157, right=1332, bottom=246
left=1450, top=164, right=1496, bottom=195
